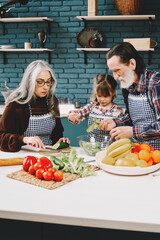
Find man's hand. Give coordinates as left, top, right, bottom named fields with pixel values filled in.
left=98, top=119, right=116, bottom=131
left=110, top=126, right=133, bottom=140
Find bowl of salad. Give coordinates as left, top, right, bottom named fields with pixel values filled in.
left=77, top=134, right=111, bottom=156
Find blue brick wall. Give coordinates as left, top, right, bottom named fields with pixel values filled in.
left=0, top=0, right=160, bottom=107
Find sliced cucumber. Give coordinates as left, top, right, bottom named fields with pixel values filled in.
left=52, top=142, right=69, bottom=149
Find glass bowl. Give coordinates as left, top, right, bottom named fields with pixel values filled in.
left=77, top=134, right=111, bottom=156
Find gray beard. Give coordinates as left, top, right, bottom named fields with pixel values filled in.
left=119, top=69, right=135, bottom=89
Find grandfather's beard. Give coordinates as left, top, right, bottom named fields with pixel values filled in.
left=119, top=68, right=135, bottom=89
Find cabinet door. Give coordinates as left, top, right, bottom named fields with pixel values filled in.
left=61, top=118, right=88, bottom=147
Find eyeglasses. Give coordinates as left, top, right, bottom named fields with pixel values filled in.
left=36, top=78, right=53, bottom=87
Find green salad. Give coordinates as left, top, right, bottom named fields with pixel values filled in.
left=80, top=141, right=101, bottom=156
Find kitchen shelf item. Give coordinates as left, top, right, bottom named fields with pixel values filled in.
left=0, top=17, right=53, bottom=35
left=88, top=0, right=98, bottom=16
left=96, top=150, right=160, bottom=176
left=77, top=28, right=103, bottom=48
left=115, top=0, right=144, bottom=15
left=37, top=31, right=47, bottom=48
left=0, top=45, right=16, bottom=49
left=76, top=14, right=156, bottom=65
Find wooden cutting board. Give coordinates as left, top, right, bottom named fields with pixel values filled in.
left=0, top=158, right=24, bottom=166
left=7, top=165, right=99, bottom=190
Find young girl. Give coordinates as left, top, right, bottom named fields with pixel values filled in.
left=68, top=74, right=123, bottom=140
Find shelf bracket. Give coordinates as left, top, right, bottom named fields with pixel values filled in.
left=44, top=20, right=51, bottom=34
left=148, top=50, right=152, bottom=65
left=82, top=18, right=87, bottom=28
left=148, top=17, right=153, bottom=34
left=1, top=22, right=5, bottom=35
left=48, top=51, right=51, bottom=64
left=2, top=52, right=6, bottom=64
left=84, top=51, right=87, bottom=65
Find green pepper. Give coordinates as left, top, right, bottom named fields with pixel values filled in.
left=50, top=156, right=65, bottom=170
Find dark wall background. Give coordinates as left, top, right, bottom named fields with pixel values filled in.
left=0, top=0, right=160, bottom=107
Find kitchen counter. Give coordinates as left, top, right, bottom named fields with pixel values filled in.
left=0, top=104, right=76, bottom=117
left=0, top=148, right=160, bottom=235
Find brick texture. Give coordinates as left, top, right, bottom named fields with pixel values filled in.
left=0, top=0, right=159, bottom=107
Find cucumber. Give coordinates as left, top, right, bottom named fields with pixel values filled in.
left=50, top=156, right=65, bottom=170
left=52, top=142, right=69, bottom=149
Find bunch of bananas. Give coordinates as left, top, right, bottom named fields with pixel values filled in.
left=106, top=138, right=132, bottom=161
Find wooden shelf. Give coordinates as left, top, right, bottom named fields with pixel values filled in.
left=77, top=15, right=155, bottom=34
left=0, top=17, right=53, bottom=35
left=0, top=48, right=54, bottom=52
left=77, top=15, right=156, bottom=21
left=77, top=48, right=154, bottom=65
left=77, top=47, right=154, bottom=52
left=0, top=48, right=54, bottom=64
left=0, top=17, right=53, bottom=23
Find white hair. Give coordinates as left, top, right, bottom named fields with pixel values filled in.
left=6, top=60, right=57, bottom=116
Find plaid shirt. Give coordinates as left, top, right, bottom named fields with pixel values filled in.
left=114, top=68, right=160, bottom=141
left=69, top=102, right=123, bottom=124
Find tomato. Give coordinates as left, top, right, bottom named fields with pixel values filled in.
left=37, top=157, right=52, bottom=169
left=132, top=143, right=141, bottom=153
left=34, top=162, right=43, bottom=171
left=23, top=156, right=37, bottom=171
left=36, top=168, right=45, bottom=179
left=28, top=165, right=36, bottom=175
left=48, top=168, right=57, bottom=175
left=43, top=170, right=54, bottom=181
left=53, top=171, right=63, bottom=182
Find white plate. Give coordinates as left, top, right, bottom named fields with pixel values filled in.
left=0, top=45, right=16, bottom=49
left=96, top=150, right=160, bottom=176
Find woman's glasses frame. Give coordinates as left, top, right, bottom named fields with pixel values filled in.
left=36, top=77, right=54, bottom=87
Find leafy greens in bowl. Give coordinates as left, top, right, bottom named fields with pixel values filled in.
left=77, top=134, right=111, bottom=156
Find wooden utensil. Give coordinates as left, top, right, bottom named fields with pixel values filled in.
left=0, top=157, right=24, bottom=166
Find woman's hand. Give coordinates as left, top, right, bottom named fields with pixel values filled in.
left=23, top=136, right=44, bottom=149
left=110, top=126, right=133, bottom=140
left=98, top=119, right=116, bottom=131
left=68, top=112, right=79, bottom=123
left=57, top=137, right=70, bottom=145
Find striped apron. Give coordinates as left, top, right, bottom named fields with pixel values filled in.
left=23, top=103, right=56, bottom=145
left=128, top=93, right=160, bottom=149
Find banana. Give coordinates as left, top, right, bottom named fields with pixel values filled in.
left=106, top=138, right=131, bottom=155
left=113, top=149, right=131, bottom=161
left=108, top=143, right=132, bottom=158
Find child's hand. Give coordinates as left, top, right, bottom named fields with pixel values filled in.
left=68, top=112, right=79, bottom=123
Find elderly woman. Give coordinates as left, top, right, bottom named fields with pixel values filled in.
left=0, top=60, right=69, bottom=152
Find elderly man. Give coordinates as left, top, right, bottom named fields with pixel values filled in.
left=99, top=42, right=160, bottom=149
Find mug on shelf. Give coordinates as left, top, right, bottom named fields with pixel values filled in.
left=24, top=42, right=32, bottom=49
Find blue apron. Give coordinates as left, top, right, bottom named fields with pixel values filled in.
left=23, top=103, right=56, bottom=145
left=88, top=104, right=113, bottom=142
left=128, top=93, right=160, bottom=149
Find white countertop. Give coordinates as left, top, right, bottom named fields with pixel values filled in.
left=0, top=104, right=76, bottom=117
left=0, top=148, right=160, bottom=233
